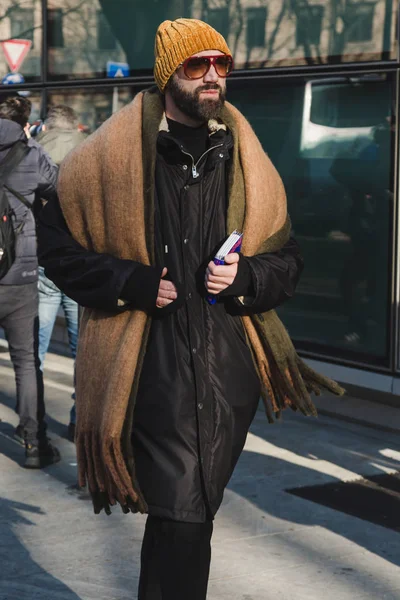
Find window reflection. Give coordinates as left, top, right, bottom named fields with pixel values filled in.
left=0, top=1, right=397, bottom=82
left=10, top=6, right=35, bottom=47
left=222, top=0, right=398, bottom=67
left=26, top=89, right=41, bottom=121
left=46, top=0, right=180, bottom=79
left=229, top=74, right=394, bottom=364
left=47, top=8, right=64, bottom=49
left=1, top=89, right=43, bottom=124
left=46, top=86, right=134, bottom=133
left=0, top=1, right=42, bottom=81
left=47, top=0, right=126, bottom=79
left=45, top=0, right=398, bottom=80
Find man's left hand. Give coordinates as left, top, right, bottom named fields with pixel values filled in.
left=205, top=253, right=239, bottom=294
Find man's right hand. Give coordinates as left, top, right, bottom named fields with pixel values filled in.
left=156, top=268, right=178, bottom=308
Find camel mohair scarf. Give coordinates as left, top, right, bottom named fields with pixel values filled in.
left=57, top=89, right=344, bottom=514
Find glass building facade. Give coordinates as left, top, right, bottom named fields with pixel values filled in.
left=1, top=0, right=399, bottom=391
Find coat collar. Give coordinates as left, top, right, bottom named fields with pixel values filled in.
left=158, top=111, right=227, bottom=136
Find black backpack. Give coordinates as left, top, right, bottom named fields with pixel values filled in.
left=0, top=141, right=32, bottom=280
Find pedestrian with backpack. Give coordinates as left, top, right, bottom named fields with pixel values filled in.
left=0, top=94, right=60, bottom=468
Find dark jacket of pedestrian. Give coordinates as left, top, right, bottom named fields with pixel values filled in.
left=0, top=118, right=58, bottom=285
left=37, top=128, right=86, bottom=166
left=0, top=95, right=60, bottom=465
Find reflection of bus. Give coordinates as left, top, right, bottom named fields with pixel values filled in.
left=300, top=76, right=389, bottom=159
left=277, top=76, right=393, bottom=356
left=290, top=75, right=392, bottom=236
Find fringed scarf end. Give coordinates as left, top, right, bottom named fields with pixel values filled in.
left=76, top=431, right=148, bottom=516
left=297, top=358, right=346, bottom=397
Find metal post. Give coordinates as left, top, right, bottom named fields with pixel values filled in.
left=382, top=0, right=393, bottom=61
left=41, top=0, right=48, bottom=83
left=112, top=85, right=119, bottom=113
left=391, top=68, right=400, bottom=373
left=382, top=0, right=393, bottom=60
left=328, top=0, right=338, bottom=59
left=40, top=87, right=47, bottom=121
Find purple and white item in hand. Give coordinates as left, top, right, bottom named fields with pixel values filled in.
left=207, top=230, right=243, bottom=305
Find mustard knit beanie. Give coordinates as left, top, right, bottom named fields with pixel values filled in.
left=154, top=18, right=231, bottom=92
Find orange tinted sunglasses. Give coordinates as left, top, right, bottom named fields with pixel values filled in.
left=179, top=54, right=234, bottom=79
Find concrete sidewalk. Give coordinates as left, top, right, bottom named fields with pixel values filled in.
left=0, top=346, right=400, bottom=600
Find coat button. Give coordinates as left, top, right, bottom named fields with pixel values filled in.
left=192, top=348, right=197, bottom=354
left=184, top=184, right=189, bottom=191
left=184, top=238, right=189, bottom=244
left=219, top=153, right=224, bottom=158
left=187, top=292, right=192, bottom=300
left=182, top=164, right=188, bottom=170
left=198, top=402, right=203, bottom=410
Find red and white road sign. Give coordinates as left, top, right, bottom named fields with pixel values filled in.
left=1, top=39, right=32, bottom=73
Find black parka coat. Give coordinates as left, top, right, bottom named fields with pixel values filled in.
left=38, top=122, right=303, bottom=522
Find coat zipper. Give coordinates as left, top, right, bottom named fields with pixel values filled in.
left=180, top=143, right=223, bottom=179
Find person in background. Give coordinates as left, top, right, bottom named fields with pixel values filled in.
left=36, top=105, right=86, bottom=441
left=0, top=94, right=60, bottom=467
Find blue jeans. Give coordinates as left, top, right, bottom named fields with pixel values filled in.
left=38, top=267, right=78, bottom=424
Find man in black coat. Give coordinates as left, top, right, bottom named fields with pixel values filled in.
left=0, top=95, right=60, bottom=468
left=37, top=19, right=303, bottom=600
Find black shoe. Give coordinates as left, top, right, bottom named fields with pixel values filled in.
left=24, top=440, right=61, bottom=469
left=14, top=424, right=25, bottom=445
left=67, top=422, right=76, bottom=443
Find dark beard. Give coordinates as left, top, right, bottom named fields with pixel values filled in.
left=166, top=77, right=226, bottom=122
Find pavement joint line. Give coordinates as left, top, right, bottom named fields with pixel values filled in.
left=340, top=448, right=399, bottom=462
left=366, top=463, right=398, bottom=475
left=317, top=408, right=400, bottom=436
left=213, top=525, right=311, bottom=545
left=380, top=448, right=400, bottom=460
left=0, top=430, right=21, bottom=446
left=209, top=547, right=399, bottom=582
left=245, top=433, right=381, bottom=482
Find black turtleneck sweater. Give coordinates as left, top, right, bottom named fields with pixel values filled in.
left=165, top=116, right=254, bottom=299
left=167, top=118, right=209, bottom=162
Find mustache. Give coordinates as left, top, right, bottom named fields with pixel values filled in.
left=196, top=84, right=223, bottom=95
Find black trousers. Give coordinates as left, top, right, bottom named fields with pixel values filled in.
left=138, top=516, right=213, bottom=600
left=0, top=282, right=46, bottom=444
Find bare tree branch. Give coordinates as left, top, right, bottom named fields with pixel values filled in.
left=231, top=0, right=243, bottom=58
left=0, top=0, right=88, bottom=44
left=267, top=0, right=289, bottom=59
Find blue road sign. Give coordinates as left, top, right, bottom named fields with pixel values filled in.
left=106, top=61, right=129, bottom=78
left=2, top=72, right=25, bottom=85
